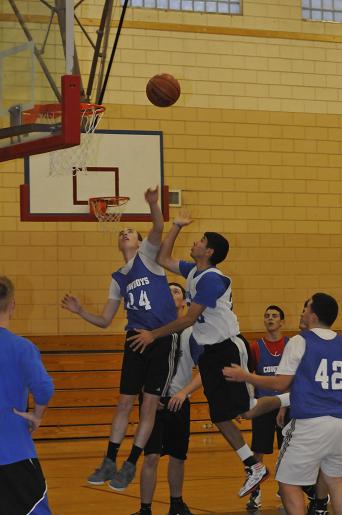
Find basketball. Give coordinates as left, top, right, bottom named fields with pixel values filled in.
left=146, top=73, right=181, bottom=107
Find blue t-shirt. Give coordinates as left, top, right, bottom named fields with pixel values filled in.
left=0, top=328, right=54, bottom=465
left=179, top=261, right=229, bottom=308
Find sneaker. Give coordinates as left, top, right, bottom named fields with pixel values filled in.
left=109, top=460, right=136, bottom=491
left=306, top=495, right=330, bottom=515
left=246, top=488, right=261, bottom=511
left=239, top=463, right=269, bottom=498
left=167, top=502, right=193, bottom=515
left=87, top=456, right=116, bottom=485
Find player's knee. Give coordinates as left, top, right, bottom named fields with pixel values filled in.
left=144, top=453, right=160, bottom=468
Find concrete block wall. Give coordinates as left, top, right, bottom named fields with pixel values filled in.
left=0, top=0, right=341, bottom=334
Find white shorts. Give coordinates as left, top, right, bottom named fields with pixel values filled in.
left=276, top=416, right=342, bottom=485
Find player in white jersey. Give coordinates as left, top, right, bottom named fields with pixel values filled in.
left=132, top=282, right=202, bottom=515
left=61, top=187, right=179, bottom=492
left=223, top=293, right=342, bottom=515
left=128, top=213, right=269, bottom=498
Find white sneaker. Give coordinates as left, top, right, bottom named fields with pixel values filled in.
left=239, top=463, right=269, bottom=497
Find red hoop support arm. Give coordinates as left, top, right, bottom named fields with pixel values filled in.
left=0, top=75, right=81, bottom=162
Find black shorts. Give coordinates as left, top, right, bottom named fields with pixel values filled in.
left=0, top=458, right=50, bottom=515
left=252, top=407, right=290, bottom=454
left=198, top=336, right=251, bottom=423
left=144, top=398, right=190, bottom=460
left=120, top=332, right=179, bottom=396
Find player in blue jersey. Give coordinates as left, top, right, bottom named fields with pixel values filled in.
left=223, top=292, right=342, bottom=515
left=61, top=187, right=179, bottom=491
left=0, top=276, right=54, bottom=515
left=127, top=213, right=269, bottom=498
left=132, top=282, right=202, bottom=515
left=247, top=305, right=289, bottom=510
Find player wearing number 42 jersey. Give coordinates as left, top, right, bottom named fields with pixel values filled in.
left=224, top=292, right=342, bottom=515
left=61, top=187, right=179, bottom=492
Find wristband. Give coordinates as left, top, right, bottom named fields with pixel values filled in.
left=173, top=222, right=182, bottom=229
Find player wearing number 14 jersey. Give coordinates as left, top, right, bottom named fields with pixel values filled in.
left=61, top=187, right=178, bottom=492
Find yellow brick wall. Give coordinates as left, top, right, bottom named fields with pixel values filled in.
left=0, top=0, right=342, bottom=334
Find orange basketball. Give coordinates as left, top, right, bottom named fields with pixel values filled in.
left=146, top=73, right=181, bottom=108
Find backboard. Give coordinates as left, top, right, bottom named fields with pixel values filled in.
left=20, top=130, right=170, bottom=222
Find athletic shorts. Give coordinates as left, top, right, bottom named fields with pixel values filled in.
left=198, top=335, right=252, bottom=423
left=120, top=332, right=179, bottom=396
left=251, top=408, right=285, bottom=454
left=144, top=397, right=190, bottom=460
left=0, top=458, right=51, bottom=515
left=276, top=416, right=342, bottom=485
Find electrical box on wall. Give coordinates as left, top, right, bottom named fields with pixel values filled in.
left=169, top=189, right=182, bottom=207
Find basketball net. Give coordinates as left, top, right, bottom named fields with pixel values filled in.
left=48, top=103, right=105, bottom=177
left=89, top=196, right=130, bottom=231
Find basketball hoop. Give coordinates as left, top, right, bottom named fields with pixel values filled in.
left=89, top=196, right=130, bottom=228
left=23, top=102, right=105, bottom=177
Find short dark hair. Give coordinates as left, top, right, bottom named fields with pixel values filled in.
left=204, top=232, right=229, bottom=265
left=311, top=292, right=338, bottom=327
left=265, top=305, right=285, bottom=320
left=168, top=282, right=186, bottom=299
left=0, top=276, right=14, bottom=313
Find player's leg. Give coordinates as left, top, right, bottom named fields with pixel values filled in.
left=319, top=473, right=342, bottom=515
left=111, top=334, right=179, bottom=491
left=247, top=410, right=278, bottom=510
left=199, top=340, right=269, bottom=498
left=89, top=332, right=145, bottom=485
left=318, top=417, right=342, bottom=515
left=278, top=483, right=306, bottom=515
left=131, top=407, right=164, bottom=515
left=165, top=399, right=193, bottom=515
left=276, top=419, right=322, bottom=515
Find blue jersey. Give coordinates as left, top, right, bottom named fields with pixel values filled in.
left=0, top=328, right=54, bottom=465
left=291, top=330, right=342, bottom=419
left=255, top=338, right=288, bottom=398
left=112, top=239, right=177, bottom=330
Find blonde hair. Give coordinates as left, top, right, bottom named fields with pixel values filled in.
left=0, top=276, right=14, bottom=313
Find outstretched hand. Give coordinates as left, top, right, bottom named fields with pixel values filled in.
left=128, top=329, right=155, bottom=353
left=144, top=186, right=159, bottom=205
left=222, top=363, right=249, bottom=382
left=168, top=391, right=187, bottom=412
left=61, top=294, right=81, bottom=314
left=13, top=409, right=42, bottom=433
left=173, top=209, right=192, bottom=228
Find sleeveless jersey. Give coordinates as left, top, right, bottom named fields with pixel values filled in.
left=186, top=267, right=239, bottom=345
left=112, top=251, right=177, bottom=331
left=255, top=338, right=288, bottom=398
left=291, top=330, right=342, bottom=419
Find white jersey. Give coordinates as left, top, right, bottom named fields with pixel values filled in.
left=186, top=267, right=240, bottom=345
left=168, top=327, right=194, bottom=396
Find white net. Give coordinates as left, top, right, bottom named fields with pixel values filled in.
left=89, top=196, right=130, bottom=229
left=49, top=104, right=105, bottom=177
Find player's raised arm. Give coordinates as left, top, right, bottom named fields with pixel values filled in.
left=145, top=186, right=164, bottom=246
left=61, top=294, right=120, bottom=329
left=157, top=210, right=192, bottom=274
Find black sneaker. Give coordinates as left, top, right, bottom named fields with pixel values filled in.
left=306, top=495, right=330, bottom=515
left=246, top=487, right=261, bottom=511
left=167, top=502, right=193, bottom=515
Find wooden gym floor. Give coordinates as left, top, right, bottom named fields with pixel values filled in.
left=37, top=432, right=291, bottom=515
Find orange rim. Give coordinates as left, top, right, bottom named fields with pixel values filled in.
left=23, top=102, right=105, bottom=124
